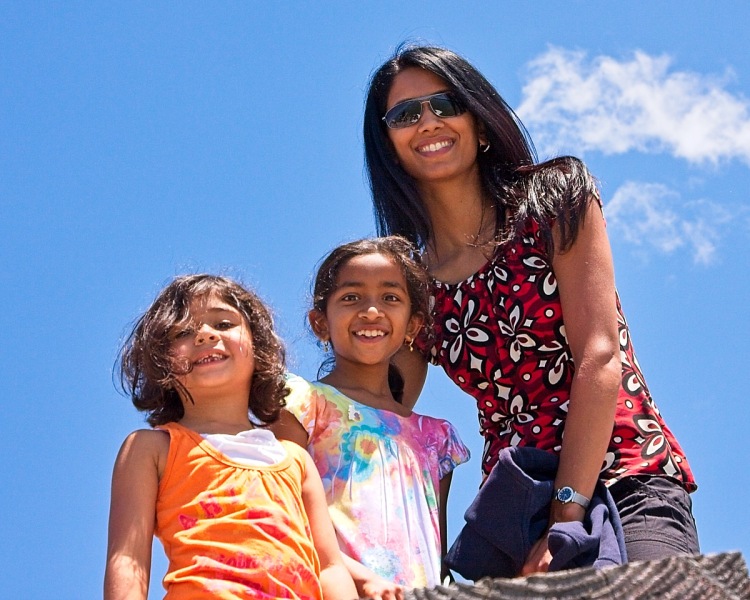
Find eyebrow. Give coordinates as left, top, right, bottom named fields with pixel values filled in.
left=336, top=280, right=406, bottom=290
left=184, top=306, right=241, bottom=319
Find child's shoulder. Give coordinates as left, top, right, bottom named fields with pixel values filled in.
left=120, top=428, right=170, bottom=456
left=284, top=373, right=338, bottom=406
left=411, top=412, right=467, bottom=442
left=114, top=428, right=171, bottom=477
left=121, top=427, right=170, bottom=448
left=284, top=372, right=312, bottom=391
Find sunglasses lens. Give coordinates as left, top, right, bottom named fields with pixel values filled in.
left=429, top=94, right=463, bottom=117
left=384, top=101, right=422, bottom=128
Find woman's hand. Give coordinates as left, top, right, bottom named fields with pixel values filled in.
left=520, top=532, right=553, bottom=576
left=520, top=502, right=585, bottom=576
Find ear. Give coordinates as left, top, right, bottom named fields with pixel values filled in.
left=477, top=122, right=488, bottom=147
left=405, top=312, right=424, bottom=342
left=308, top=309, right=330, bottom=341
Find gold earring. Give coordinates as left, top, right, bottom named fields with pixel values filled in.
left=405, top=337, right=414, bottom=352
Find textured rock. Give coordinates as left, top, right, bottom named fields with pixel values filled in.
left=405, top=552, right=750, bottom=600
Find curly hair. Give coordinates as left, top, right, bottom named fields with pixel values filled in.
left=311, top=236, right=431, bottom=403
left=119, top=274, right=288, bottom=427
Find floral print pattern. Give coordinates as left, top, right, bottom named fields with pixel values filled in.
left=284, top=375, right=470, bottom=588
left=417, top=217, right=696, bottom=491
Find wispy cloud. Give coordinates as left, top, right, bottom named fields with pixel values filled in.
left=516, top=48, right=750, bottom=166
left=604, top=181, right=731, bottom=265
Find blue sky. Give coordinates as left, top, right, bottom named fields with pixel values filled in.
left=2, top=3, right=749, bottom=597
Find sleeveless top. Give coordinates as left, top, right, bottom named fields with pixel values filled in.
left=417, top=216, right=696, bottom=491
left=155, top=422, right=323, bottom=600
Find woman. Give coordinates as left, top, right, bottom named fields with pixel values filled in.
left=363, top=44, right=699, bottom=575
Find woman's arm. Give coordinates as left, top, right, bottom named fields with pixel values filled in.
left=391, top=345, right=428, bottom=410
left=300, top=452, right=358, bottom=600
left=522, top=198, right=621, bottom=575
left=104, top=430, right=167, bottom=600
left=439, top=472, right=454, bottom=584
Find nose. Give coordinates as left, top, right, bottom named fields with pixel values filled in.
left=359, top=305, right=383, bottom=320
left=194, top=323, right=219, bottom=346
left=417, top=100, right=443, bottom=130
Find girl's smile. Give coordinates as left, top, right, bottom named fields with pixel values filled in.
left=312, top=253, right=421, bottom=368
left=170, top=295, right=255, bottom=398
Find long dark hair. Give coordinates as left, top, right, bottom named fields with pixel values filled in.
left=311, top=236, right=431, bottom=403
left=119, top=274, right=288, bottom=427
left=364, top=44, right=598, bottom=256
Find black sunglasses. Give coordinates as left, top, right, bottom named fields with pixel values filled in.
left=382, top=92, right=466, bottom=129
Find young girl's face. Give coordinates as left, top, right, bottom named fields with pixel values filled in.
left=170, top=293, right=255, bottom=399
left=312, top=253, right=422, bottom=368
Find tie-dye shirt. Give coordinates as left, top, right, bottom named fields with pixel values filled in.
left=284, top=375, right=470, bottom=589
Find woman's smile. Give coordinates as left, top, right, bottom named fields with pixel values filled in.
left=386, top=68, right=481, bottom=185
left=416, top=137, right=454, bottom=154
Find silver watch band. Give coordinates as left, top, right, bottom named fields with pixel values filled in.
left=554, top=486, right=591, bottom=509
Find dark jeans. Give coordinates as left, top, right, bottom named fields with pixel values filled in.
left=609, top=475, right=700, bottom=562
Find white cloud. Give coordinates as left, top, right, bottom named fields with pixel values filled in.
left=516, top=48, right=750, bottom=166
left=604, top=181, right=731, bottom=265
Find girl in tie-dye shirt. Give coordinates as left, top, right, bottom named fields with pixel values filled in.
left=273, top=237, right=469, bottom=597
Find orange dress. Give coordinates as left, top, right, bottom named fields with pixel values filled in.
left=155, top=422, right=323, bottom=599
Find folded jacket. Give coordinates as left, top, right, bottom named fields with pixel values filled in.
left=445, top=446, right=627, bottom=580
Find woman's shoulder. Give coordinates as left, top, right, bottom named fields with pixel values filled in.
left=517, top=156, right=597, bottom=199
left=531, top=155, right=592, bottom=176
left=504, top=155, right=599, bottom=252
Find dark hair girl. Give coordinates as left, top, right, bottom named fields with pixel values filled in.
left=310, top=235, right=431, bottom=403
left=272, top=235, right=470, bottom=593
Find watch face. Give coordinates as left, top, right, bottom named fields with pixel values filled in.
left=557, top=487, right=573, bottom=503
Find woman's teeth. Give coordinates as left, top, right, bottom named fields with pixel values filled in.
left=419, top=140, right=452, bottom=153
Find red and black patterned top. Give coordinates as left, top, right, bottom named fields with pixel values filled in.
left=417, top=216, right=696, bottom=492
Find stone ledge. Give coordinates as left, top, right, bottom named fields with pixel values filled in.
left=405, top=552, right=750, bottom=600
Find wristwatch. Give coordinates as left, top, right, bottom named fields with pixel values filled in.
left=554, top=486, right=590, bottom=509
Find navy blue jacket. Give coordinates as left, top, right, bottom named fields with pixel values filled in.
left=446, top=446, right=627, bottom=580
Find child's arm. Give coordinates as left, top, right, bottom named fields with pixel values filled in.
left=104, top=430, right=167, bottom=600
left=439, top=472, right=454, bottom=584
left=300, top=452, right=358, bottom=600
left=341, top=554, right=404, bottom=600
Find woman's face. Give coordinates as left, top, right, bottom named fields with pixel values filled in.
left=385, top=68, right=482, bottom=187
